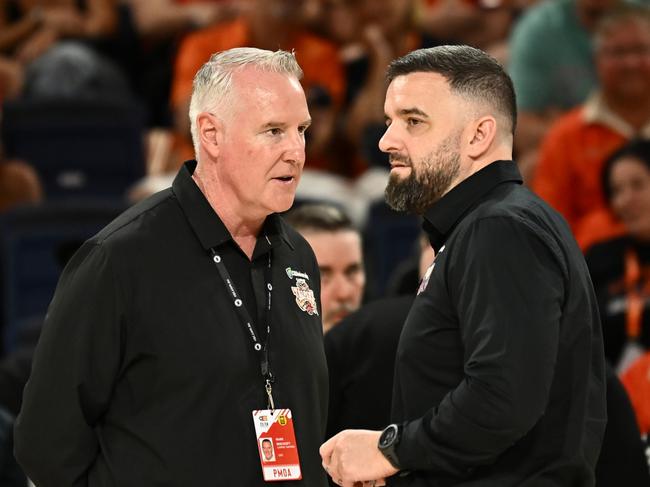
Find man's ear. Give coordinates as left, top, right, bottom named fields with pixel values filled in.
left=466, top=115, right=497, bottom=159
left=197, top=112, right=223, bottom=159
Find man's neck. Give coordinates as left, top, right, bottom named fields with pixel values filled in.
left=192, top=171, right=264, bottom=260
left=603, top=93, right=650, bottom=131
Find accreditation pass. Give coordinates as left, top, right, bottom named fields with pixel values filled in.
left=252, top=409, right=302, bottom=481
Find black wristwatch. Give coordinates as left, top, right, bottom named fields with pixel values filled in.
left=378, top=423, right=402, bottom=470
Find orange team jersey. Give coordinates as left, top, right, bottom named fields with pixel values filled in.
left=621, top=352, right=650, bottom=435
left=170, top=18, right=345, bottom=109
left=532, top=106, right=627, bottom=239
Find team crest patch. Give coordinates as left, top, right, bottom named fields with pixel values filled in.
left=291, top=278, right=318, bottom=316
left=417, top=264, right=434, bottom=295
left=417, top=245, right=444, bottom=295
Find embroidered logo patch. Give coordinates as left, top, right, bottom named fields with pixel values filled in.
left=417, top=264, right=434, bottom=295
left=417, top=245, right=445, bottom=295
left=286, top=267, right=310, bottom=280
left=291, top=278, right=318, bottom=315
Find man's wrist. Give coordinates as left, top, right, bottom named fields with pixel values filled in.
left=377, top=423, right=402, bottom=470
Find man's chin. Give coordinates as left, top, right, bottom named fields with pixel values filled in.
left=389, top=166, right=412, bottom=178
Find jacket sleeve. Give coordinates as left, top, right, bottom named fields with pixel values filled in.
left=394, top=216, right=565, bottom=476
left=14, top=242, right=125, bottom=487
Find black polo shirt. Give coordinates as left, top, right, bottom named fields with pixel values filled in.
left=15, top=161, right=329, bottom=487
left=389, top=161, right=607, bottom=486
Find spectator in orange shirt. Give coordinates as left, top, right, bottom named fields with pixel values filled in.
left=532, top=5, right=650, bottom=250
left=170, top=0, right=344, bottom=169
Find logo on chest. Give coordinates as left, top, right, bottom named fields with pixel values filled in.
left=418, top=245, right=445, bottom=295
left=291, top=278, right=319, bottom=316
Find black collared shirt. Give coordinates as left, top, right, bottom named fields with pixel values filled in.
left=389, top=161, right=607, bottom=486
left=15, top=161, right=329, bottom=487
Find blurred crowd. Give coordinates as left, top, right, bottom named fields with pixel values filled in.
left=1, top=0, right=650, bottom=484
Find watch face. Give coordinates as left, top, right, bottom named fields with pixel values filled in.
left=380, top=426, right=396, bottom=447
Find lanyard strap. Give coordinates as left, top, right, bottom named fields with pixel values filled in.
left=624, top=247, right=650, bottom=340
left=210, top=247, right=276, bottom=407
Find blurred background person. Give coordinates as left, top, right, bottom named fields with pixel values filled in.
left=325, top=235, right=433, bottom=442
left=585, top=139, right=650, bottom=374
left=532, top=4, right=650, bottom=250
left=509, top=0, right=622, bottom=181
left=285, top=203, right=365, bottom=334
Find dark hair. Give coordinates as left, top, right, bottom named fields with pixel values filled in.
left=262, top=439, right=272, bottom=445
left=284, top=203, right=356, bottom=234
left=386, top=45, right=517, bottom=135
left=601, top=139, right=650, bottom=203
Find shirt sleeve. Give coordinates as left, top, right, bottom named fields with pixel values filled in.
left=395, top=216, right=565, bottom=476
left=14, top=242, right=125, bottom=487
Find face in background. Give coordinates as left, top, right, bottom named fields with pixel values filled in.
left=597, top=18, right=650, bottom=104
left=321, top=0, right=363, bottom=46
left=210, top=67, right=311, bottom=219
left=303, top=229, right=365, bottom=333
left=262, top=440, right=274, bottom=461
left=609, top=156, right=650, bottom=241
left=380, top=72, right=465, bottom=215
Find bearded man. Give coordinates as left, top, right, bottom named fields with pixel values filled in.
left=320, top=45, right=607, bottom=487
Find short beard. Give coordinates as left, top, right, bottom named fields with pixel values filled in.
left=385, top=135, right=461, bottom=214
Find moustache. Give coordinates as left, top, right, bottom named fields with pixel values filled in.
left=389, top=154, right=411, bottom=166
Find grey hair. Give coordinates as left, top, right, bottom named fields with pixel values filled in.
left=188, top=47, right=304, bottom=155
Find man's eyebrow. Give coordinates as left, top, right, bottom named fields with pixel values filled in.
left=260, top=119, right=312, bottom=129
left=261, top=121, right=288, bottom=129
left=397, top=107, right=429, bottom=118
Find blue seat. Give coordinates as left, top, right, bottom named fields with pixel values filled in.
left=0, top=201, right=125, bottom=353
left=1, top=98, right=145, bottom=201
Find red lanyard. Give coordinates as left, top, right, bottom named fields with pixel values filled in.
left=624, top=247, right=650, bottom=339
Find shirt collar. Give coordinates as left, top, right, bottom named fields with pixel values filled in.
left=423, top=160, right=522, bottom=251
left=583, top=91, right=650, bottom=138
left=172, top=160, right=294, bottom=252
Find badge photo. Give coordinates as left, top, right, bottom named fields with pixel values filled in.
left=252, top=409, right=302, bottom=482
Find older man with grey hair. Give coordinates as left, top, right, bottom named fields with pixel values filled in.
left=15, top=47, right=328, bottom=486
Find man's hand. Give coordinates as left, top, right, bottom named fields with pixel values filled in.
left=320, top=430, right=398, bottom=487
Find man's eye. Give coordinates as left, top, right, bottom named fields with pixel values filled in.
left=268, top=128, right=283, bottom=136
left=298, top=125, right=309, bottom=134
left=407, top=118, right=421, bottom=126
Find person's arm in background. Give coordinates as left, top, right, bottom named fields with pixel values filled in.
left=39, top=0, right=117, bottom=39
